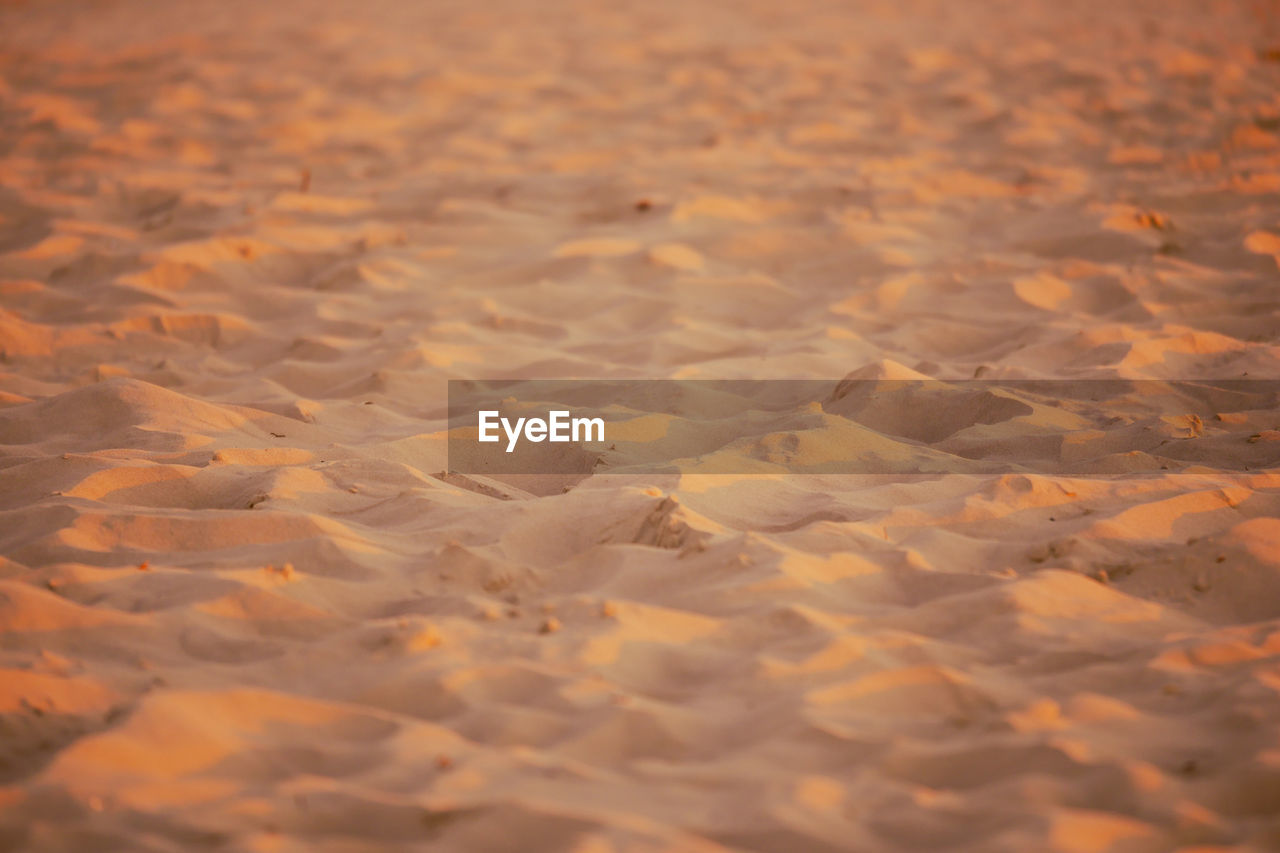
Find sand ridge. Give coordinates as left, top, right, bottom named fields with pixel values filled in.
left=2, top=0, right=1280, bottom=850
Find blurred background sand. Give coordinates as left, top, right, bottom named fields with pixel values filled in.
left=2, top=0, right=1280, bottom=850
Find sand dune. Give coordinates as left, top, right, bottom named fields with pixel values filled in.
left=2, top=0, right=1280, bottom=850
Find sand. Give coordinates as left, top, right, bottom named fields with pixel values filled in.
left=2, top=0, right=1280, bottom=850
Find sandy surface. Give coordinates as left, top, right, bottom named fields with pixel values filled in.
left=3, top=0, right=1280, bottom=850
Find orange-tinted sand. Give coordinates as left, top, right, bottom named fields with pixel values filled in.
left=2, top=1, right=1280, bottom=850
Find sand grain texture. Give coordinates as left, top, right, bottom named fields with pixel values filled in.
left=2, top=0, right=1280, bottom=850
